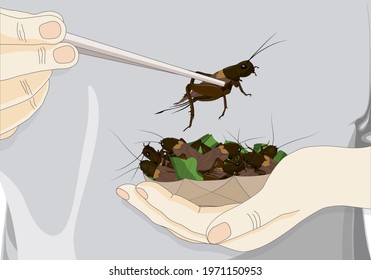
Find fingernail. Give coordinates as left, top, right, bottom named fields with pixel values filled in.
left=116, top=188, right=130, bottom=200
left=53, top=45, right=76, bottom=64
left=136, top=188, right=148, bottom=200
left=39, top=21, right=62, bottom=39
left=208, top=222, right=231, bottom=244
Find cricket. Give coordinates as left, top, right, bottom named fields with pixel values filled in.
left=156, top=34, right=285, bottom=131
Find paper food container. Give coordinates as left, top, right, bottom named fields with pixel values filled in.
left=144, top=175, right=269, bottom=207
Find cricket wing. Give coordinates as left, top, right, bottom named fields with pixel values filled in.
left=174, top=70, right=230, bottom=104
left=156, top=70, right=229, bottom=114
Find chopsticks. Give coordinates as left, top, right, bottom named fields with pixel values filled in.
left=64, top=33, right=225, bottom=87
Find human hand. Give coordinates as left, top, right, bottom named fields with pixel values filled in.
left=0, top=8, right=78, bottom=139
left=116, top=146, right=371, bottom=251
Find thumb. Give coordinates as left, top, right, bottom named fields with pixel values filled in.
left=0, top=8, right=66, bottom=45
left=207, top=200, right=310, bottom=252
left=208, top=208, right=309, bottom=252
left=206, top=188, right=310, bottom=251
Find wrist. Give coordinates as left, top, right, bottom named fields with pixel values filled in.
left=315, top=146, right=371, bottom=209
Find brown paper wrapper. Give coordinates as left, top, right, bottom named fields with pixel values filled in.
left=144, top=175, right=269, bottom=207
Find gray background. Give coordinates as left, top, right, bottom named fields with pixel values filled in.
left=0, top=0, right=370, bottom=259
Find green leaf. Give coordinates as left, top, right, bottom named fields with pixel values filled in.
left=189, top=134, right=219, bottom=153
left=273, top=150, right=287, bottom=163
left=170, top=157, right=204, bottom=181
left=196, top=133, right=211, bottom=143
left=253, top=143, right=268, bottom=153
left=200, top=134, right=219, bottom=149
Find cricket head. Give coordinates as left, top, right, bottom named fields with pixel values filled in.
left=223, top=60, right=256, bottom=80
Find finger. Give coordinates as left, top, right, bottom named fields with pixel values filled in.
left=0, top=43, right=78, bottom=80
left=217, top=210, right=308, bottom=252
left=0, top=8, right=65, bottom=45
left=37, top=12, right=64, bottom=22
left=0, top=8, right=64, bottom=21
left=0, top=127, right=18, bottom=140
left=116, top=184, right=208, bottom=243
left=0, top=81, right=49, bottom=135
left=205, top=184, right=306, bottom=252
left=0, top=70, right=51, bottom=109
left=135, top=181, right=237, bottom=234
left=168, top=229, right=202, bottom=244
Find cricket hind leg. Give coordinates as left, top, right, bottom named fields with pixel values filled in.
left=182, top=73, right=212, bottom=131
left=174, top=71, right=211, bottom=105
left=183, top=83, right=196, bottom=131
left=174, top=94, right=188, bottom=106
left=174, top=78, right=195, bottom=106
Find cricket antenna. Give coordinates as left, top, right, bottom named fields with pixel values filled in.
left=134, top=140, right=159, bottom=144
left=138, top=129, right=164, bottom=139
left=226, top=129, right=264, bottom=145
left=110, top=129, right=143, bottom=172
left=249, top=33, right=286, bottom=60
left=110, top=129, right=138, bottom=159
left=112, top=166, right=140, bottom=180
left=278, top=132, right=319, bottom=149
left=116, top=154, right=143, bottom=171
left=244, top=143, right=254, bottom=151
left=225, top=129, right=240, bottom=144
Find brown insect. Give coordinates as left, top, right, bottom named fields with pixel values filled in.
left=111, top=130, right=172, bottom=180
left=241, top=150, right=267, bottom=175
left=156, top=34, right=284, bottom=131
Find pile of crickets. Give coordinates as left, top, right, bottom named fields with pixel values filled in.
left=139, top=134, right=287, bottom=182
